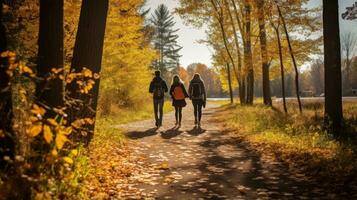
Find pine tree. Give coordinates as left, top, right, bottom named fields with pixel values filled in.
left=150, top=4, right=182, bottom=75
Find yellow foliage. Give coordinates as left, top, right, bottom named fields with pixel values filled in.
left=31, top=104, right=46, bottom=116
left=43, top=125, right=53, bottom=143
left=28, top=123, right=43, bottom=137
left=63, top=157, right=74, bottom=165
left=56, top=134, right=68, bottom=150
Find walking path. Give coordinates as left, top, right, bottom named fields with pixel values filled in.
left=106, top=102, right=334, bottom=200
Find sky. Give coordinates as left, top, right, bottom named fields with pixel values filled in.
left=145, top=0, right=357, bottom=68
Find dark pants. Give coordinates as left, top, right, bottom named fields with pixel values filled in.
left=154, top=98, right=164, bottom=126
left=192, top=101, right=203, bottom=123
left=175, top=106, right=182, bottom=124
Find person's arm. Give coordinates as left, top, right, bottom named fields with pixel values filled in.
left=182, top=84, right=189, bottom=98
left=202, top=82, right=207, bottom=104
left=169, top=85, right=174, bottom=97
left=188, top=82, right=192, bottom=99
left=149, top=81, right=154, bottom=93
left=163, top=81, right=169, bottom=93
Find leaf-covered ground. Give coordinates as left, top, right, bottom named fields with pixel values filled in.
left=84, top=102, right=357, bottom=199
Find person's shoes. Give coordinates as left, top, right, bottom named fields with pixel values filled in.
left=175, top=121, right=178, bottom=126
left=198, top=122, right=201, bottom=128
left=155, top=121, right=159, bottom=127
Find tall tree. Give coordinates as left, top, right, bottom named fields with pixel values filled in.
left=223, top=0, right=244, bottom=104
left=226, top=62, right=234, bottom=103
left=276, top=3, right=302, bottom=113
left=36, top=0, right=64, bottom=114
left=341, top=32, right=357, bottom=94
left=244, top=0, right=254, bottom=104
left=67, top=0, right=109, bottom=141
left=270, top=16, right=287, bottom=113
left=323, top=0, right=343, bottom=132
left=0, top=0, right=14, bottom=169
left=255, top=0, right=271, bottom=106
left=150, top=4, right=182, bottom=74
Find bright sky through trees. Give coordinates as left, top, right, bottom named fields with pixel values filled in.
left=146, top=0, right=357, bottom=68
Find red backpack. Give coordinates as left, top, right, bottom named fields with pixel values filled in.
left=173, top=85, right=185, bottom=100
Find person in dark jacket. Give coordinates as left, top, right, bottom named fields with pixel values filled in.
left=149, top=70, right=168, bottom=127
left=169, top=75, right=189, bottom=127
left=189, top=73, right=206, bottom=127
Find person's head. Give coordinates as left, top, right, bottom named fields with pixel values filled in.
left=172, top=75, right=181, bottom=85
left=193, top=73, right=201, bottom=81
left=154, top=70, right=161, bottom=77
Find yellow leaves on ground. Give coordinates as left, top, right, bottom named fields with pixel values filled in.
left=43, top=125, right=53, bottom=143
left=157, top=161, right=169, bottom=170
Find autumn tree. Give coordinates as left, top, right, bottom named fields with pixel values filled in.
left=255, top=0, right=271, bottom=106
left=323, top=0, right=343, bottom=132
left=67, top=0, right=109, bottom=142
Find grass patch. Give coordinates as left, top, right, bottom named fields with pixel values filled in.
left=220, top=101, right=357, bottom=182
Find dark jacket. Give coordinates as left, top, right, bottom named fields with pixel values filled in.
left=189, top=78, right=206, bottom=104
left=149, top=76, right=168, bottom=99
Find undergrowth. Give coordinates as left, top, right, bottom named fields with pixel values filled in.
left=221, top=101, right=357, bottom=182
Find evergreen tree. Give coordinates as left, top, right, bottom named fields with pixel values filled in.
left=150, top=4, right=182, bottom=75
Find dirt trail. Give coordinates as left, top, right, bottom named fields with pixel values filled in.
left=111, top=102, right=330, bottom=199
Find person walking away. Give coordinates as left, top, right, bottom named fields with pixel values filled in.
left=149, top=70, right=168, bottom=127
left=170, top=75, right=189, bottom=127
left=189, top=73, right=206, bottom=128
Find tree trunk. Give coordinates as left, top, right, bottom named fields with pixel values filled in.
left=68, top=0, right=109, bottom=142
left=323, top=0, right=343, bottom=132
left=0, top=0, right=14, bottom=169
left=36, top=0, right=64, bottom=114
left=256, top=0, right=271, bottom=106
left=244, top=0, right=254, bottom=104
left=226, top=62, right=234, bottom=104
left=277, top=4, right=302, bottom=113
left=210, top=0, right=238, bottom=104
left=224, top=0, right=244, bottom=104
left=274, top=25, right=287, bottom=113
left=230, top=0, right=246, bottom=104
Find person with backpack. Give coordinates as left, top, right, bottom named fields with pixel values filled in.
left=189, top=73, right=206, bottom=128
left=169, top=75, right=189, bottom=127
left=149, top=70, right=168, bottom=127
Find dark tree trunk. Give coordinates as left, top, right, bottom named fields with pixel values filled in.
left=36, top=0, right=64, bottom=113
left=244, top=1, right=254, bottom=104
left=323, top=0, right=343, bottom=132
left=277, top=4, right=302, bottom=113
left=256, top=0, right=271, bottom=106
left=275, top=25, right=287, bottom=113
left=226, top=62, right=234, bottom=104
left=67, top=0, right=109, bottom=142
left=0, top=0, right=14, bottom=169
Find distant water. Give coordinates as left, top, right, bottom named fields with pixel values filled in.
left=207, top=98, right=230, bottom=101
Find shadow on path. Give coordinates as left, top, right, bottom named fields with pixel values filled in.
left=187, top=127, right=206, bottom=136
left=161, top=127, right=183, bottom=139
left=126, top=127, right=158, bottom=139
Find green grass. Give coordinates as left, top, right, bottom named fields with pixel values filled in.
left=220, top=101, right=357, bottom=181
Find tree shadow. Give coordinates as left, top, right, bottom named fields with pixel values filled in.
left=125, top=127, right=158, bottom=139
left=187, top=126, right=206, bottom=136
left=155, top=130, right=326, bottom=199
left=161, top=127, right=183, bottom=139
